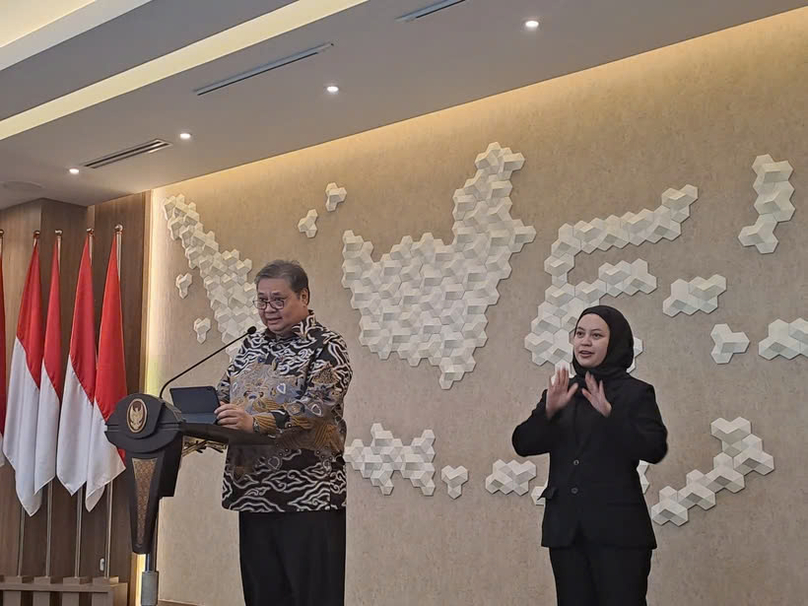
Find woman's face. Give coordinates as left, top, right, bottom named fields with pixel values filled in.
left=573, top=314, right=610, bottom=368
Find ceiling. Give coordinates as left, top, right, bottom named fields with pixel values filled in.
left=0, top=0, right=804, bottom=209
left=0, top=0, right=154, bottom=68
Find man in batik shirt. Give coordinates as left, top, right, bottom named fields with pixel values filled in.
left=215, top=260, right=352, bottom=606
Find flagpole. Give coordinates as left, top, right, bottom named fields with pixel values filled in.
left=66, top=227, right=95, bottom=586
left=44, top=484, right=53, bottom=575
left=104, top=483, right=113, bottom=578
left=74, top=487, right=84, bottom=576
left=16, top=504, right=25, bottom=575
left=12, top=231, right=41, bottom=582
left=102, top=224, right=123, bottom=581
left=38, top=228, right=63, bottom=580
left=77, top=228, right=93, bottom=578
left=19, top=231, right=42, bottom=578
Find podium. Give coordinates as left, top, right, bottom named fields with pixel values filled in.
left=105, top=393, right=270, bottom=604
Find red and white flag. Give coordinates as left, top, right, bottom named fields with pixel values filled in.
left=35, top=236, right=63, bottom=493
left=85, top=232, right=126, bottom=511
left=56, top=233, right=96, bottom=495
left=0, top=240, right=7, bottom=467
left=2, top=234, right=44, bottom=515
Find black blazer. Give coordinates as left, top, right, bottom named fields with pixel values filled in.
left=512, top=375, right=667, bottom=549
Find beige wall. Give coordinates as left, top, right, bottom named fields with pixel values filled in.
left=148, top=9, right=807, bottom=605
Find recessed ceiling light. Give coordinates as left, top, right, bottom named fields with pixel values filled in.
left=69, top=168, right=80, bottom=175
left=326, top=85, right=339, bottom=94
left=525, top=19, right=540, bottom=30
left=179, top=132, right=193, bottom=140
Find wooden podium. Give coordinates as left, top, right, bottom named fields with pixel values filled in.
left=105, top=393, right=270, bottom=605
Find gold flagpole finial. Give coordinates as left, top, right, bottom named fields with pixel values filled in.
left=114, top=224, right=123, bottom=233
left=86, top=227, right=94, bottom=234
left=55, top=229, right=63, bottom=236
left=33, top=230, right=41, bottom=238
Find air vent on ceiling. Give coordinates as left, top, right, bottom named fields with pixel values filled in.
left=83, top=139, right=172, bottom=169
left=194, top=42, right=334, bottom=97
left=1, top=180, right=43, bottom=193
left=396, top=0, right=468, bottom=23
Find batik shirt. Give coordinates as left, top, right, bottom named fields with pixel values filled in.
left=216, top=313, right=352, bottom=513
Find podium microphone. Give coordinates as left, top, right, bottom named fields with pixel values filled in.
left=158, top=326, right=258, bottom=399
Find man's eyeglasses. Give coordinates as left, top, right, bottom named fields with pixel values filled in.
left=254, top=297, right=288, bottom=311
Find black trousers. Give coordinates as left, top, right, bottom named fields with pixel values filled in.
left=549, top=533, right=652, bottom=606
left=238, top=509, right=346, bottom=606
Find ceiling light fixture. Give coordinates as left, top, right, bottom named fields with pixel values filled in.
left=179, top=132, right=193, bottom=140
left=326, top=85, right=340, bottom=94
left=69, top=168, right=80, bottom=175
left=525, top=19, right=540, bottom=30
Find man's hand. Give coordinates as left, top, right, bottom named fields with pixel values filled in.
left=215, top=403, right=254, bottom=432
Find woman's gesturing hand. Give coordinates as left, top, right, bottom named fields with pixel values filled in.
left=545, top=366, right=578, bottom=419
left=582, top=372, right=612, bottom=417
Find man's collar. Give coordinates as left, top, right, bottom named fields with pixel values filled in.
left=264, top=310, right=315, bottom=340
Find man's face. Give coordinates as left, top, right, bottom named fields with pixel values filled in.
left=256, top=278, right=309, bottom=336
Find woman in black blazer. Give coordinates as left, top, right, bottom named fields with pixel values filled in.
left=513, top=305, right=668, bottom=606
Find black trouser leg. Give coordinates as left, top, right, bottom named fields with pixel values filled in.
left=238, top=510, right=346, bottom=606
left=279, top=509, right=346, bottom=606
left=587, top=542, right=651, bottom=606
left=549, top=538, right=598, bottom=606
left=549, top=534, right=651, bottom=606
left=239, top=511, right=294, bottom=606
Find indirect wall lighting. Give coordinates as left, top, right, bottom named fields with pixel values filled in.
left=179, top=132, right=193, bottom=140
left=69, top=168, right=80, bottom=175
left=326, top=85, right=340, bottom=94
left=524, top=19, right=540, bottom=30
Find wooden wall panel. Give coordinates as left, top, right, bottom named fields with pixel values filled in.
left=0, top=193, right=148, bottom=598
left=90, top=193, right=147, bottom=395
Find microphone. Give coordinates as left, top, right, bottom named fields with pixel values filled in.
left=158, top=326, right=258, bottom=400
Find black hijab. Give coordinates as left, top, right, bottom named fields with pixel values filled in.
left=571, top=305, right=634, bottom=383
